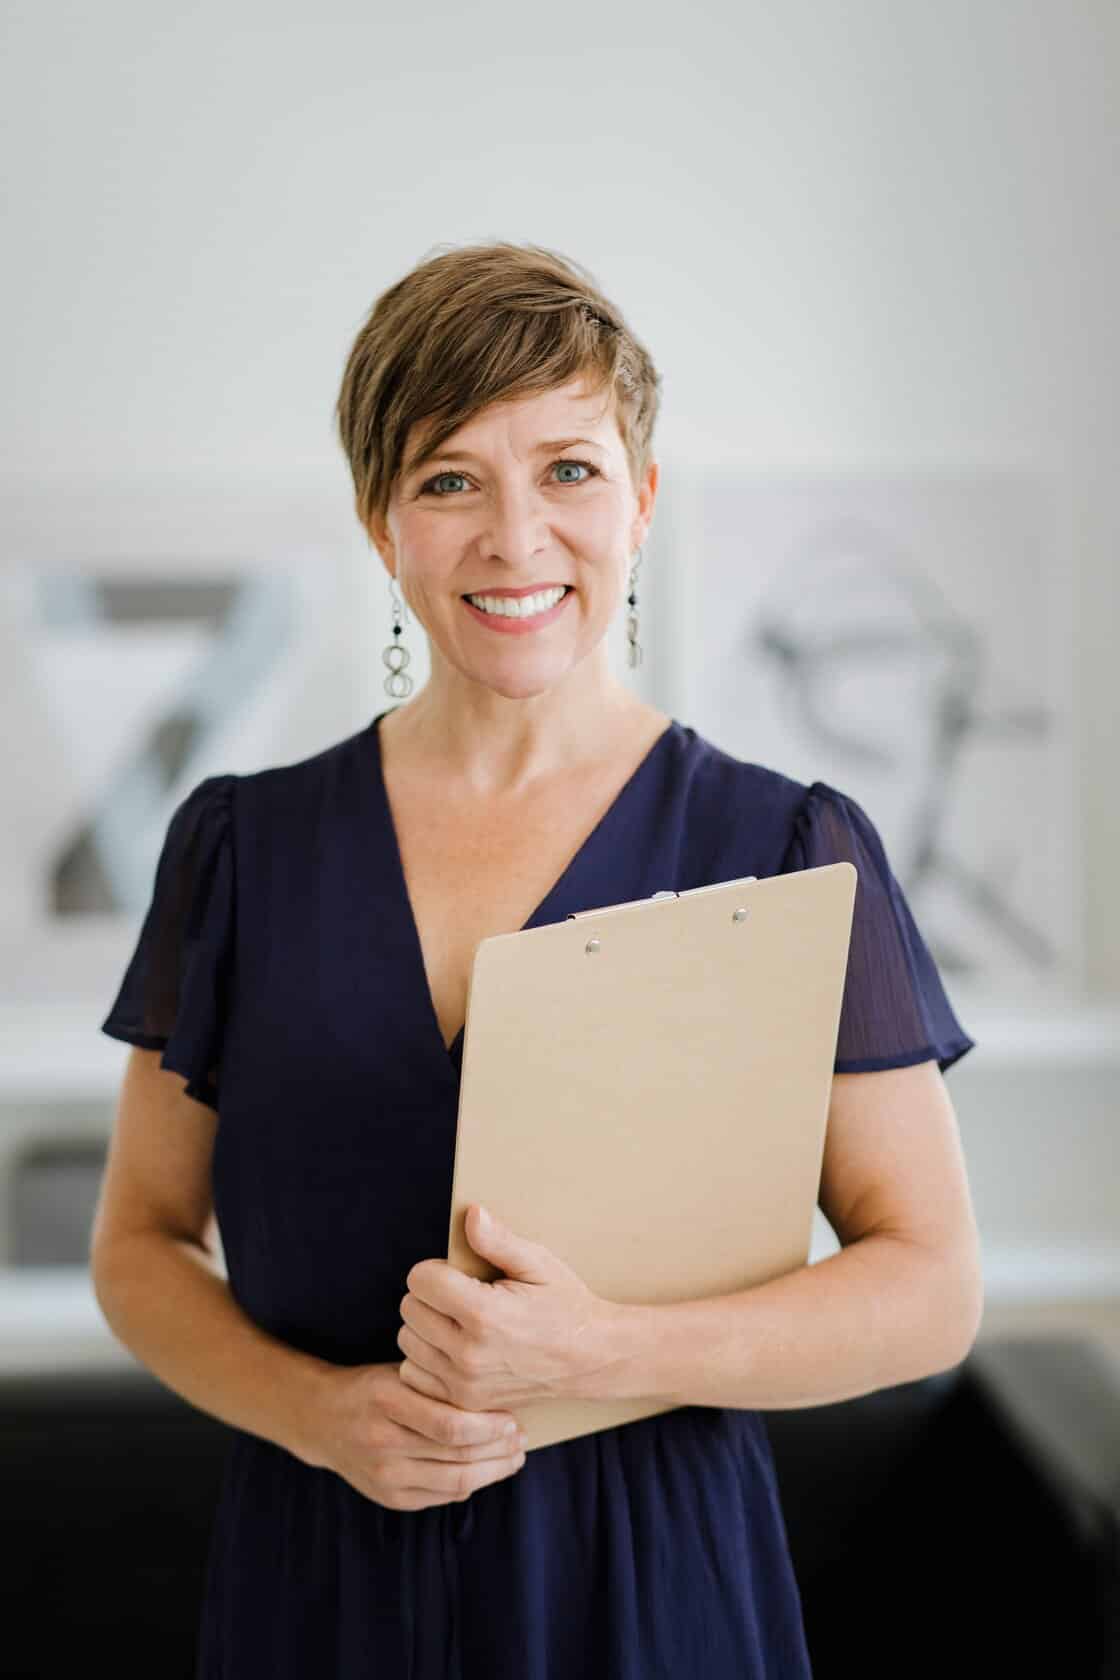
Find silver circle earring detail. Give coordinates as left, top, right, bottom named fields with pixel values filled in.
left=383, top=574, right=414, bottom=698
left=626, top=547, right=643, bottom=670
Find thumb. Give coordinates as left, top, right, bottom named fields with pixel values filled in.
left=469, top=1203, right=547, bottom=1279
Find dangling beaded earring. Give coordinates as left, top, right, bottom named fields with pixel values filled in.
left=626, top=546, right=644, bottom=669
left=383, top=573, right=414, bottom=698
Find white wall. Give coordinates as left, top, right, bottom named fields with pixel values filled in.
left=1, top=0, right=1117, bottom=1337
left=3, top=0, right=1115, bottom=978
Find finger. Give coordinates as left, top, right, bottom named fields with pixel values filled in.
left=406, top=1259, right=483, bottom=1320
left=395, top=1379, right=517, bottom=1447
left=411, top=1449, right=527, bottom=1501
left=413, top=1417, right=524, bottom=1458
left=398, top=1304, right=459, bottom=1369
left=397, top=1347, right=452, bottom=1401
left=414, top=1430, right=528, bottom=1464
left=385, top=1371, right=516, bottom=1443
left=400, top=1292, right=461, bottom=1357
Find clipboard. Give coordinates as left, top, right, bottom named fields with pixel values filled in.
left=446, top=861, right=857, bottom=1452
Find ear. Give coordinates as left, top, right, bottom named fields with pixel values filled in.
left=632, top=458, right=659, bottom=548
left=363, top=508, right=395, bottom=567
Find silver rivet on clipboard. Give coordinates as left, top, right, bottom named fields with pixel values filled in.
left=585, top=937, right=601, bottom=954
left=732, top=907, right=750, bottom=922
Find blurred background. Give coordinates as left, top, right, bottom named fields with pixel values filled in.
left=1, top=0, right=1117, bottom=1476
left=3, top=3, right=1119, bottom=1672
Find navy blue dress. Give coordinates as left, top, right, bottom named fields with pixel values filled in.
left=100, top=709, right=975, bottom=1679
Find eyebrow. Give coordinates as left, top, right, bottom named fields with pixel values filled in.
left=405, top=436, right=607, bottom=477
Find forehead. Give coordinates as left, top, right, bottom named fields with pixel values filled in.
left=405, top=378, right=620, bottom=467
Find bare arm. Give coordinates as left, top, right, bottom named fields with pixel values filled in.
left=575, top=1227, right=978, bottom=1409
left=90, top=1047, right=335, bottom=1466
left=93, top=1228, right=338, bottom=1465
left=570, top=1059, right=984, bottom=1410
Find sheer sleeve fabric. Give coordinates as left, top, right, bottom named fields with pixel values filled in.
left=781, top=781, right=976, bottom=1075
left=99, top=774, right=236, bottom=1110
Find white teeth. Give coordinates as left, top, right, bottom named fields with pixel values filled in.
left=465, top=586, right=567, bottom=618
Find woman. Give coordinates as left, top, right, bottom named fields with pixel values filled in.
left=93, top=240, right=980, bottom=1678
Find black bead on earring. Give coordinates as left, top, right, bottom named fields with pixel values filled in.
left=626, top=547, right=643, bottom=669
left=383, top=574, right=414, bottom=698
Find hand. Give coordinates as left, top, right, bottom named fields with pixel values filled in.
left=397, top=1204, right=613, bottom=1414
left=304, top=1360, right=530, bottom=1512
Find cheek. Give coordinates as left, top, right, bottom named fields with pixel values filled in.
left=398, top=566, right=453, bottom=621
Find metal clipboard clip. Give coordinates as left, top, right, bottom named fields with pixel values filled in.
left=566, top=880, right=758, bottom=924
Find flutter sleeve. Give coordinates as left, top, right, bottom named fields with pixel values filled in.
left=100, top=774, right=237, bottom=1111
left=780, top=780, right=976, bottom=1075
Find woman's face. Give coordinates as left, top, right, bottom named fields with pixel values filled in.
left=365, top=375, right=658, bottom=699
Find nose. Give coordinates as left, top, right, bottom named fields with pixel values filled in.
left=477, top=481, right=553, bottom=566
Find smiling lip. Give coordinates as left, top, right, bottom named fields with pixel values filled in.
left=461, top=584, right=571, bottom=598
left=462, top=585, right=573, bottom=634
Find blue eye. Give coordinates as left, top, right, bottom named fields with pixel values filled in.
left=419, top=459, right=601, bottom=497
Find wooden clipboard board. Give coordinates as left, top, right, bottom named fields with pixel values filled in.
left=446, top=861, right=857, bottom=1452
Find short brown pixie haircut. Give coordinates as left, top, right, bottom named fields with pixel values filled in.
left=334, top=240, right=663, bottom=534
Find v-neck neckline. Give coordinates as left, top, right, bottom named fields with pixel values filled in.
left=369, top=708, right=680, bottom=1065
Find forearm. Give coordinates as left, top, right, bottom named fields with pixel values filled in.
left=92, top=1233, right=337, bottom=1465
left=576, top=1233, right=982, bottom=1410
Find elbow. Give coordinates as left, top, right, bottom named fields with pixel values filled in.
left=896, top=1235, right=984, bottom=1377
left=934, top=1262, right=985, bottom=1373
left=89, top=1227, right=164, bottom=1308
left=89, top=1237, right=133, bottom=1314
left=958, top=1279, right=985, bottom=1364
left=940, top=1309, right=981, bottom=1374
